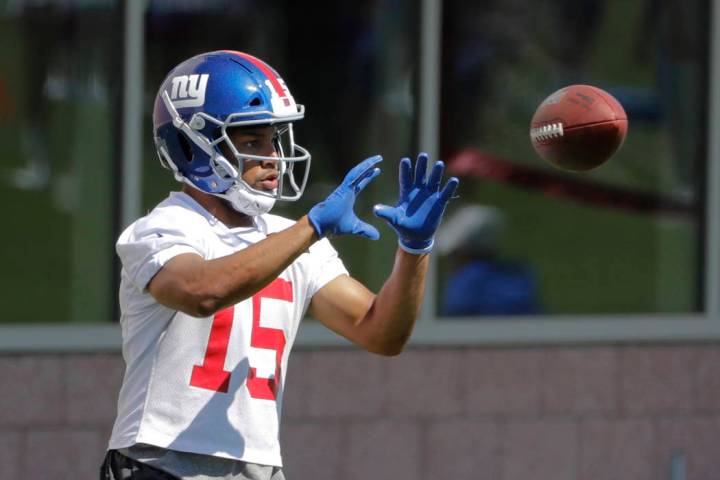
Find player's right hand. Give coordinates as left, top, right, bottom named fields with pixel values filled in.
left=308, top=155, right=382, bottom=239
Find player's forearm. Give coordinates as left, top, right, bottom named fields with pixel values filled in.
left=196, top=216, right=317, bottom=314
left=362, top=248, right=429, bottom=355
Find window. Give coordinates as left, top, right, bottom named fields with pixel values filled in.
left=435, top=0, right=708, bottom=318
left=2, top=0, right=719, bottom=349
left=0, top=2, right=121, bottom=324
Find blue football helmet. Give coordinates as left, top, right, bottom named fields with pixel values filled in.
left=153, top=50, right=311, bottom=215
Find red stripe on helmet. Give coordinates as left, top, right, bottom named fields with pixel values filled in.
left=223, top=50, right=288, bottom=100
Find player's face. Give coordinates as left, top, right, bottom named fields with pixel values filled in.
left=227, top=126, right=280, bottom=191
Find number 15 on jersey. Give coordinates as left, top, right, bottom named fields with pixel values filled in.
left=189, top=278, right=293, bottom=400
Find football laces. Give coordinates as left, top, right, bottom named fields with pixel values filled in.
left=530, top=122, right=564, bottom=142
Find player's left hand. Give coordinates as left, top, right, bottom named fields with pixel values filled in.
left=373, top=153, right=459, bottom=254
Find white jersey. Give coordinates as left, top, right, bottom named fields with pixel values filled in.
left=108, top=191, right=348, bottom=467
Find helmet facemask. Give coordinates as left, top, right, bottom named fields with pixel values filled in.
left=158, top=90, right=311, bottom=216
left=215, top=119, right=311, bottom=202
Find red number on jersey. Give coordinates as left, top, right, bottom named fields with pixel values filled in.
left=189, top=278, right=293, bottom=400
left=190, top=306, right=234, bottom=393
left=246, top=278, right=293, bottom=400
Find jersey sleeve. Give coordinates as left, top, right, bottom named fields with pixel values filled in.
left=306, top=238, right=349, bottom=299
left=116, top=219, right=205, bottom=292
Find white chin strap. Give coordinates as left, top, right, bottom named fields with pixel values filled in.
left=217, top=182, right=276, bottom=216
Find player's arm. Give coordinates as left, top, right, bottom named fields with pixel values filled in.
left=148, top=217, right=317, bottom=317
left=309, top=250, right=428, bottom=356
left=310, top=154, right=458, bottom=356
left=148, top=156, right=383, bottom=317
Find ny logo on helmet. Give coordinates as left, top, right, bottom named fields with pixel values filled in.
left=170, top=74, right=209, bottom=108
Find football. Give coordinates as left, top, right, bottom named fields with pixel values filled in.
left=529, top=84, right=628, bottom=172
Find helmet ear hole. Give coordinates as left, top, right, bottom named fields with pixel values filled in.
left=177, top=132, right=194, bottom=163
left=248, top=95, right=262, bottom=107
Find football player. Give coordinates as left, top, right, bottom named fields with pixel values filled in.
left=101, top=50, right=458, bottom=480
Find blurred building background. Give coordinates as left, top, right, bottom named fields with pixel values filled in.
left=0, top=0, right=719, bottom=478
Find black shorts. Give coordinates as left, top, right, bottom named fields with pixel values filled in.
left=100, top=450, right=179, bottom=480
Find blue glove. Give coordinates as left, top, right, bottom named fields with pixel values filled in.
left=373, top=153, right=459, bottom=254
left=308, top=155, right=383, bottom=239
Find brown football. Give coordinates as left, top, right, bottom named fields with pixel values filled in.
left=530, top=84, right=628, bottom=172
